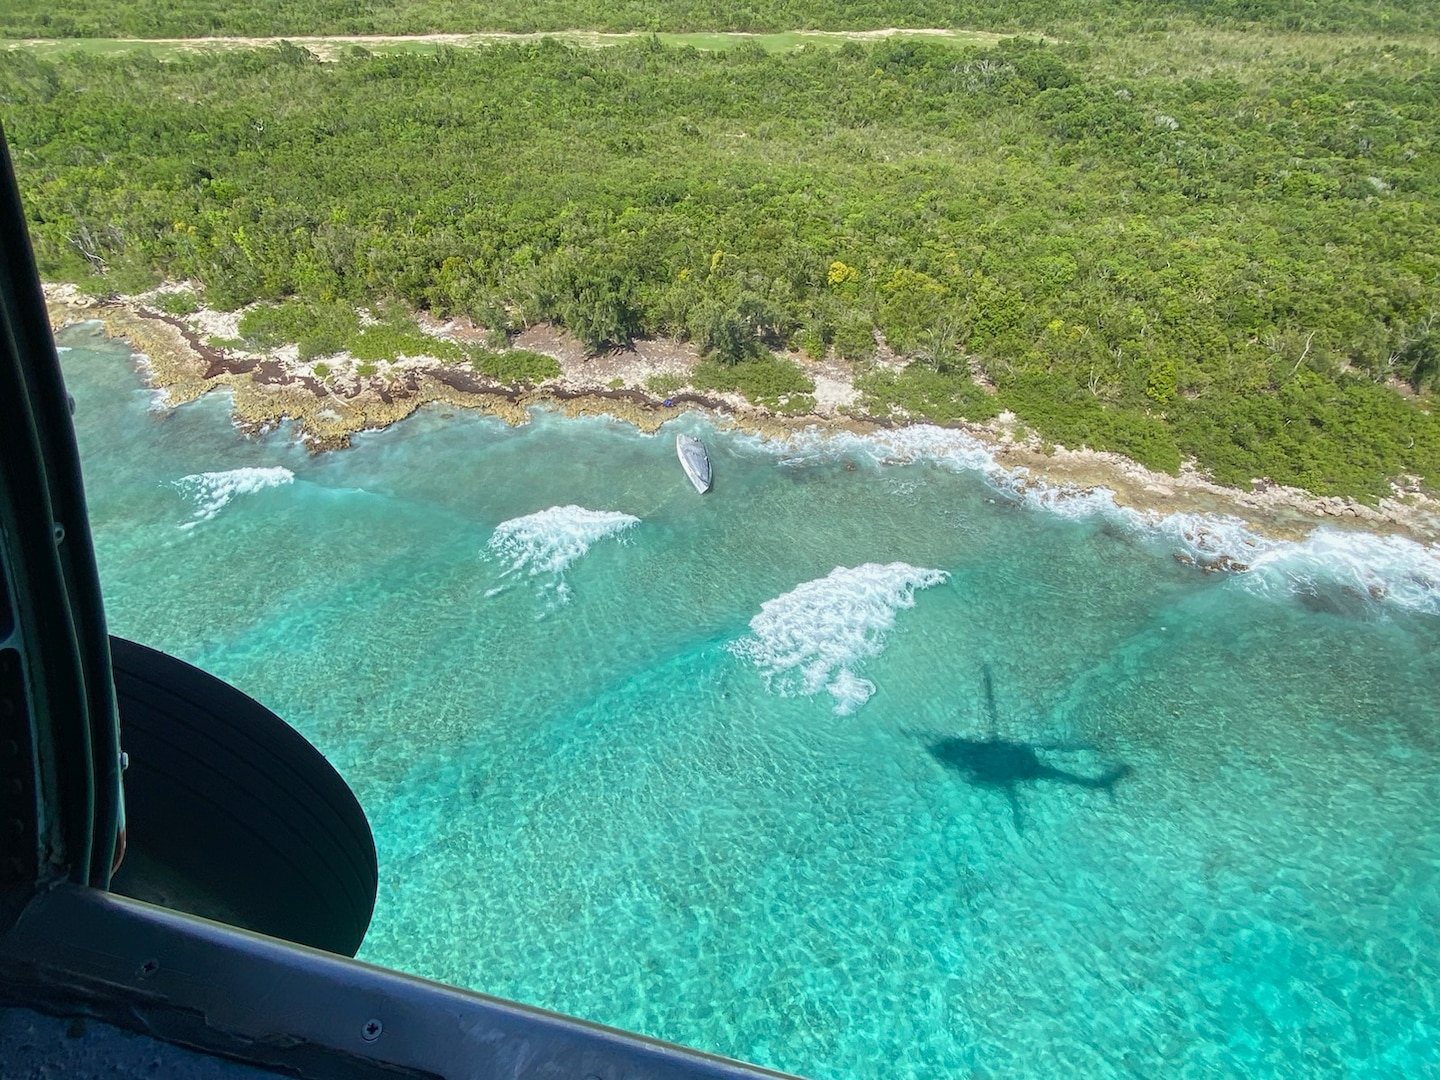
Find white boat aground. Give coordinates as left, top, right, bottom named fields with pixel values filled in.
left=676, top=433, right=712, bottom=494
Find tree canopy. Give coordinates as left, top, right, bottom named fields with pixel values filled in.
left=2, top=30, right=1437, bottom=498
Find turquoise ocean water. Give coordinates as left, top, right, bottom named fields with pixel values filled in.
left=59, top=324, right=1440, bottom=1078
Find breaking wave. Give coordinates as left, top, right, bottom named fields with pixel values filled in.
left=760, top=424, right=1440, bottom=617
left=174, top=466, right=294, bottom=529
left=1228, top=529, right=1440, bottom=616
left=731, top=563, right=949, bottom=715
left=1024, top=498, right=1440, bottom=617
left=487, top=505, right=639, bottom=600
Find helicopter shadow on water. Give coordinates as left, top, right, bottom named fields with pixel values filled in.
left=916, top=664, right=1133, bottom=831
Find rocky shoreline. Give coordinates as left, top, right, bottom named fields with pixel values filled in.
left=44, top=283, right=1440, bottom=545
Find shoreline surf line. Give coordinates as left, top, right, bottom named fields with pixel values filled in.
left=43, top=282, right=1440, bottom=547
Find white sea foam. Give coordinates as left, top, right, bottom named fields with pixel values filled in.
left=1010, top=482, right=1440, bottom=616
left=1029, top=495, right=1440, bottom=616
left=1233, top=529, right=1440, bottom=616
left=731, top=562, right=948, bottom=714
left=173, top=466, right=294, bottom=529
left=826, top=669, right=879, bottom=716
left=486, top=506, right=639, bottom=596
left=755, top=423, right=1440, bottom=617
left=774, top=423, right=999, bottom=475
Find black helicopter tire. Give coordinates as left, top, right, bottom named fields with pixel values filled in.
left=107, top=636, right=378, bottom=957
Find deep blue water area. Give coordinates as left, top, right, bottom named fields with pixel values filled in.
left=60, top=325, right=1440, bottom=1078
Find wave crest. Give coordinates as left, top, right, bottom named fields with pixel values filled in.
left=487, top=505, right=639, bottom=594
left=731, top=562, right=948, bottom=715
left=174, top=466, right=294, bottom=529
left=1043, top=500, right=1440, bottom=617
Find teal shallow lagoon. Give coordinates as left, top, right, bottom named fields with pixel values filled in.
left=60, top=325, right=1440, bottom=1078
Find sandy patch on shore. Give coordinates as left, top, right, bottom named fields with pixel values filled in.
left=44, top=284, right=1440, bottom=544
left=810, top=363, right=860, bottom=413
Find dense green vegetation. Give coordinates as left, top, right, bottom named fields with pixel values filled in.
left=2, top=0, right=1436, bottom=37
left=3, top=31, right=1439, bottom=498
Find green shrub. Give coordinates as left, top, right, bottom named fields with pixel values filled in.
left=796, top=329, right=827, bottom=361
left=998, top=373, right=1183, bottom=475
left=350, top=320, right=463, bottom=364
left=774, top=394, right=817, bottom=415
left=833, top=316, right=876, bottom=362
left=239, top=299, right=355, bottom=360
left=689, top=301, right=764, bottom=365
left=645, top=372, right=686, bottom=395
left=1168, top=374, right=1440, bottom=501
left=152, top=289, right=199, bottom=316
left=238, top=299, right=464, bottom=363
left=469, top=347, right=561, bottom=386
left=693, top=355, right=815, bottom=409
left=857, top=366, right=1000, bottom=425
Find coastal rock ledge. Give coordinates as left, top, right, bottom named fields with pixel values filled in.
left=45, top=284, right=1440, bottom=546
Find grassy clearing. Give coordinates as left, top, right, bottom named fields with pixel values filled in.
left=2, top=28, right=1006, bottom=62
left=1083, top=27, right=1440, bottom=83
